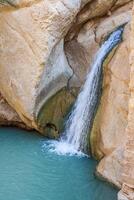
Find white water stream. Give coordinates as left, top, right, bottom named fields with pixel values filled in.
left=44, top=27, right=124, bottom=156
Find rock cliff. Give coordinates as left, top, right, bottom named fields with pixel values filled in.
left=0, top=0, right=134, bottom=199
left=118, top=5, right=134, bottom=200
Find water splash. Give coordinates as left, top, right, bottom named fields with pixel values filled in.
left=42, top=140, right=87, bottom=157
left=43, top=27, right=124, bottom=156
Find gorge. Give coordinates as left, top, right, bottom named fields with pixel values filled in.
left=46, top=27, right=124, bottom=157
left=0, top=0, right=134, bottom=200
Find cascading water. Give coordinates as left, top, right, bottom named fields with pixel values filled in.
left=43, top=27, right=124, bottom=156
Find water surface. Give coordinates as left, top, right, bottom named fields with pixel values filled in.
left=0, top=127, right=118, bottom=200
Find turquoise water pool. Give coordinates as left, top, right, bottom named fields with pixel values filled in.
left=0, top=127, right=118, bottom=200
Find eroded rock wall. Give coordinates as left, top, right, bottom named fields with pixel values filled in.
left=0, top=1, right=134, bottom=199
left=0, top=0, right=132, bottom=133
left=64, top=2, right=132, bottom=189
left=118, top=5, right=134, bottom=200
left=0, top=0, right=91, bottom=133
left=0, top=93, right=29, bottom=128
left=92, top=24, right=130, bottom=187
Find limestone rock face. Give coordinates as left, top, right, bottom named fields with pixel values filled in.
left=0, top=0, right=91, bottom=134
left=65, top=0, right=133, bottom=194
left=0, top=0, right=131, bottom=132
left=92, top=29, right=131, bottom=196
left=77, top=0, right=130, bottom=25
left=91, top=23, right=130, bottom=187
left=65, top=2, right=132, bottom=86
left=118, top=185, right=134, bottom=200
left=118, top=5, right=134, bottom=200
left=0, top=1, right=134, bottom=199
left=0, top=93, right=28, bottom=128
left=65, top=1, right=132, bottom=190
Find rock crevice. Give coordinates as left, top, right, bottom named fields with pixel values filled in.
left=0, top=1, right=134, bottom=199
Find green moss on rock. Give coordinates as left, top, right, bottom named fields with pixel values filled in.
left=37, top=87, right=78, bottom=138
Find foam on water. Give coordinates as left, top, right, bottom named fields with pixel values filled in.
left=43, top=27, right=124, bottom=157
left=42, top=140, right=87, bottom=157
left=0, top=127, right=118, bottom=200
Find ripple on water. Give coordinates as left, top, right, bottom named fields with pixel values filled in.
left=0, top=128, right=118, bottom=200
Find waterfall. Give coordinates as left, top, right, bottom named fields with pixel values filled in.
left=43, top=27, right=124, bottom=156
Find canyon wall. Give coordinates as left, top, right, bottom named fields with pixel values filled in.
left=118, top=5, right=134, bottom=200
left=66, top=2, right=132, bottom=192
left=0, top=0, right=134, bottom=199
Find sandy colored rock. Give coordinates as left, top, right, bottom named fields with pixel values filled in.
left=113, top=0, right=132, bottom=10
left=65, top=4, right=132, bottom=191
left=77, top=0, right=117, bottom=25
left=0, top=0, right=132, bottom=134
left=65, top=2, right=132, bottom=86
left=0, top=0, right=88, bottom=133
left=97, top=147, right=124, bottom=188
left=64, top=2, right=132, bottom=189
left=76, top=0, right=132, bottom=25
left=91, top=23, right=130, bottom=187
left=65, top=39, right=93, bottom=87
left=0, top=93, right=29, bottom=129
left=118, top=6, right=134, bottom=199
left=96, top=3, right=132, bottom=42
left=0, top=1, right=134, bottom=199
left=118, top=184, right=134, bottom=200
